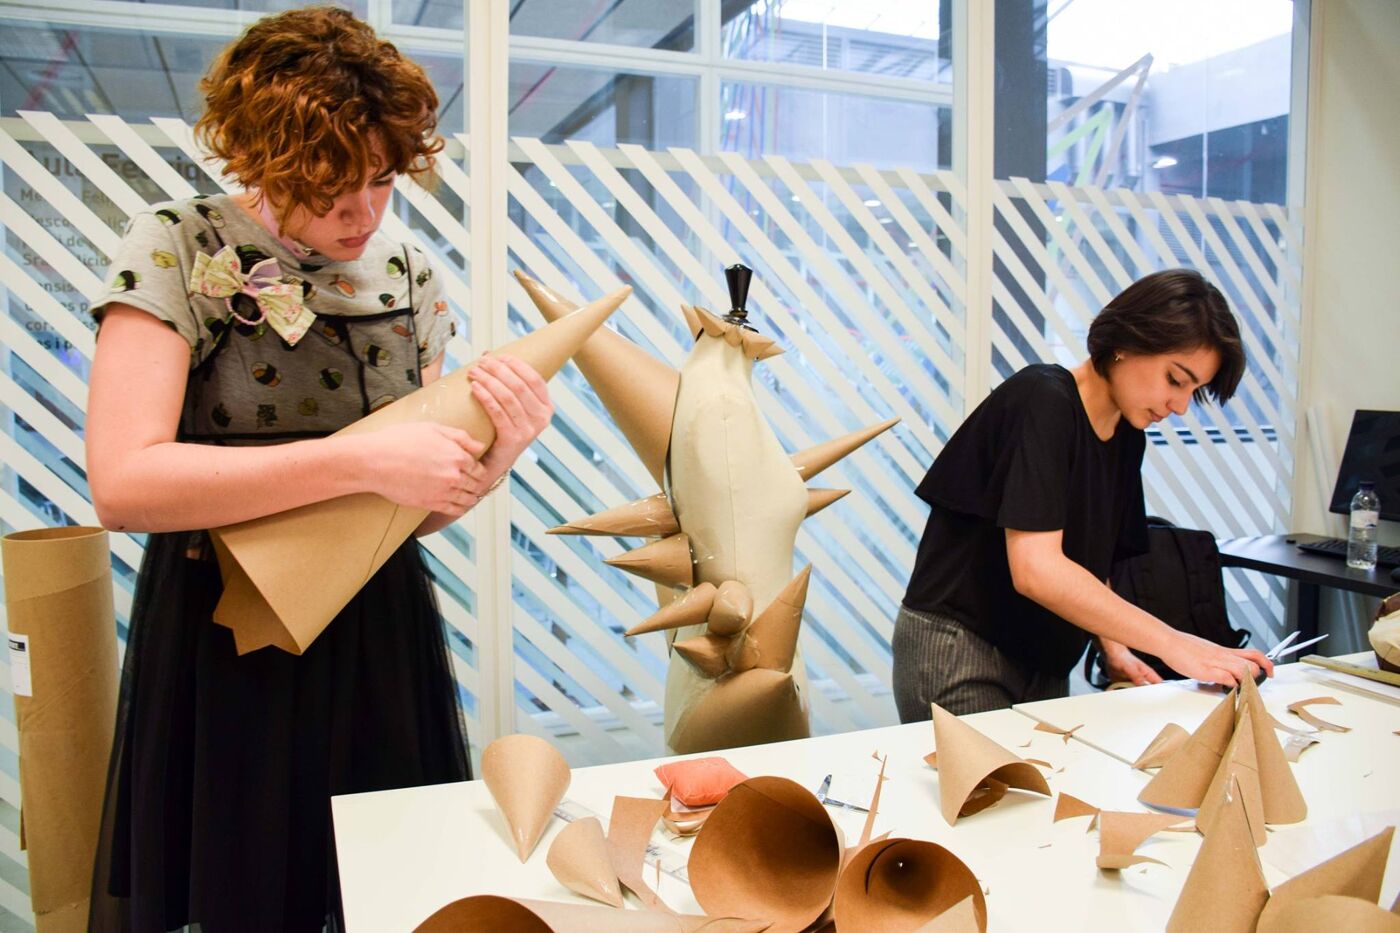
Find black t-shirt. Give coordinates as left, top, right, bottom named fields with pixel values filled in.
left=903, top=364, right=1149, bottom=677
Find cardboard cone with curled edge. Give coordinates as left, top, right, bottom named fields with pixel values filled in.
left=1258, top=826, right=1394, bottom=926
left=211, top=285, right=632, bottom=655
left=606, top=534, right=694, bottom=589
left=690, top=776, right=844, bottom=933
left=516, top=271, right=677, bottom=486
left=550, top=493, right=680, bottom=538
left=791, top=420, right=899, bottom=481
left=833, top=838, right=987, bottom=932
left=1237, top=675, right=1307, bottom=826
left=546, top=817, right=623, bottom=908
left=1139, top=687, right=1236, bottom=810
left=747, top=566, right=811, bottom=673
left=627, top=583, right=717, bottom=637
left=1197, top=704, right=1267, bottom=846
left=929, top=703, right=1051, bottom=825
left=1166, top=778, right=1268, bottom=933
left=481, top=734, right=571, bottom=862
left=1131, top=723, right=1190, bottom=770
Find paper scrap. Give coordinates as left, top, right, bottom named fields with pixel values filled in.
left=1283, top=734, right=1320, bottom=762
left=1095, top=811, right=1189, bottom=871
left=1286, top=696, right=1351, bottom=733
left=546, top=816, right=624, bottom=908
left=1053, top=793, right=1100, bottom=825
left=607, top=796, right=671, bottom=911
left=1034, top=721, right=1083, bottom=744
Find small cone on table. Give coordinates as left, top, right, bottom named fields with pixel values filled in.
left=545, top=817, right=623, bottom=908
left=550, top=493, right=680, bottom=538
left=1166, top=777, right=1269, bottom=933
left=627, top=583, right=717, bottom=637
left=516, top=271, right=676, bottom=486
left=481, top=734, right=571, bottom=862
left=1139, top=686, right=1236, bottom=810
left=1258, top=896, right=1400, bottom=933
left=791, top=419, right=899, bottom=481
left=706, top=580, right=753, bottom=636
left=928, top=702, right=1051, bottom=825
left=747, top=566, right=812, bottom=673
left=1131, top=723, right=1190, bottom=770
left=1257, top=826, right=1395, bottom=930
left=212, top=284, right=631, bottom=655
left=605, top=534, right=694, bottom=588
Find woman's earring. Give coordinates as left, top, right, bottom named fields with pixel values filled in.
left=1114, top=353, right=1122, bottom=362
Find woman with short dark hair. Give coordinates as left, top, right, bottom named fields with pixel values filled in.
left=893, top=268, right=1272, bottom=720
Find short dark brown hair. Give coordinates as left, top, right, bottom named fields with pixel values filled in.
left=1087, top=269, right=1246, bottom=405
left=194, top=6, right=442, bottom=227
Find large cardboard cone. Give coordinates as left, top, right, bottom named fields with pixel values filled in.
left=211, top=286, right=631, bottom=655
left=1258, top=896, right=1400, bottom=933
left=1131, top=723, right=1189, bottom=770
left=1197, top=704, right=1267, bottom=847
left=1166, top=778, right=1268, bottom=933
left=1260, top=827, right=1394, bottom=921
left=747, top=566, right=810, bottom=673
left=1237, top=675, right=1307, bottom=825
left=606, top=534, right=695, bottom=588
left=689, top=776, right=844, bottom=933
left=832, top=838, right=987, bottom=932
left=668, top=668, right=809, bottom=754
left=2, top=527, right=118, bottom=933
left=546, top=817, right=623, bottom=908
left=551, top=494, right=680, bottom=538
left=929, top=703, right=1050, bottom=825
left=1095, top=811, right=1191, bottom=870
left=791, top=419, right=899, bottom=480
left=1139, top=687, right=1235, bottom=810
left=516, top=271, right=677, bottom=486
left=481, top=734, right=571, bottom=862
left=628, top=584, right=717, bottom=637
left=415, top=895, right=769, bottom=932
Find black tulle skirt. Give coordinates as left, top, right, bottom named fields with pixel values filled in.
left=89, top=531, right=470, bottom=933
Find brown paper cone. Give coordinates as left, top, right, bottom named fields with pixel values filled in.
left=546, top=817, right=624, bottom=908
left=550, top=494, right=680, bottom=538
left=627, top=584, right=717, bottom=637
left=1257, top=896, right=1400, bottom=933
left=1235, top=678, right=1306, bottom=825
left=1, top=527, right=118, bottom=927
left=1267, top=826, right=1394, bottom=907
left=1139, top=687, right=1235, bottom=810
left=673, top=633, right=732, bottom=679
left=791, top=419, right=899, bottom=481
left=668, top=668, right=809, bottom=754
left=914, top=895, right=982, bottom=932
left=607, top=796, right=669, bottom=911
left=689, top=776, right=843, bottom=933
left=605, top=534, right=695, bottom=589
left=481, top=734, right=571, bottom=862
left=706, top=581, right=753, bottom=636
left=416, top=894, right=755, bottom=932
left=1053, top=793, right=1100, bottom=824
left=747, top=566, right=810, bottom=673
left=803, top=489, right=850, bottom=518
left=1166, top=778, right=1268, bottom=933
left=832, top=838, right=987, bottom=932
left=929, top=703, right=1051, bottom=825
left=517, top=271, right=677, bottom=486
left=1131, top=723, right=1190, bottom=770
left=1197, top=704, right=1267, bottom=847
left=211, top=286, right=631, bottom=655
left=1095, top=811, right=1190, bottom=870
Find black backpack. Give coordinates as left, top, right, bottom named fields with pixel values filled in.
left=1084, top=516, right=1251, bottom=687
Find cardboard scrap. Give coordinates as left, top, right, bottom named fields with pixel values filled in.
left=481, top=734, right=571, bottom=862
left=1166, top=779, right=1269, bottom=933
left=1286, top=696, right=1351, bottom=733
left=211, top=285, right=630, bottom=655
left=1095, top=811, right=1190, bottom=870
left=1, top=527, right=119, bottom=930
left=832, top=838, right=988, bottom=932
left=688, top=776, right=843, bottom=932
left=607, top=796, right=671, bottom=911
left=1131, top=723, right=1189, bottom=770
left=1052, top=793, right=1100, bottom=825
left=414, top=894, right=771, bottom=932
left=1033, top=721, right=1082, bottom=744
left=1283, top=734, right=1320, bottom=762
left=929, top=703, right=1051, bottom=825
left=546, top=817, right=623, bottom=908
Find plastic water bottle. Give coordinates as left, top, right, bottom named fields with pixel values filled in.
left=1347, top=480, right=1380, bottom=570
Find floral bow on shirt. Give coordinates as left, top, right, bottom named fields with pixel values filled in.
left=188, top=245, right=316, bottom=345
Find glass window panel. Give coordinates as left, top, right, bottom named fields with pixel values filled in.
left=723, top=0, right=945, bottom=81
left=153, top=0, right=367, bottom=12
left=392, top=0, right=463, bottom=29
left=720, top=82, right=947, bottom=172
left=509, top=63, right=697, bottom=148
left=508, top=0, right=696, bottom=52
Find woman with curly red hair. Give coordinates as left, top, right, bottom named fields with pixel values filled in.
left=84, top=8, right=543, bottom=930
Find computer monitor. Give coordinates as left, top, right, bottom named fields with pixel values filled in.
left=1329, top=410, right=1400, bottom=522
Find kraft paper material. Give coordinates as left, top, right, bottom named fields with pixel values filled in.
left=415, top=895, right=770, bottom=932
left=1196, top=704, right=1267, bottom=847
left=790, top=419, right=899, bottom=481
left=546, top=817, right=623, bottom=908
left=1095, top=811, right=1190, bottom=870
left=832, top=838, right=987, bottom=932
left=1166, top=778, right=1268, bottom=933
left=1370, top=595, right=1400, bottom=672
left=550, top=494, right=680, bottom=538
left=666, top=669, right=808, bottom=755
left=210, top=285, right=631, bottom=655
left=1033, top=720, right=1082, bottom=743
left=913, top=895, right=982, bottom=933
left=688, top=776, right=843, bottom=933
left=607, top=796, right=671, bottom=911
left=1257, top=826, right=1395, bottom=931
left=1053, top=793, right=1100, bottom=825
left=803, top=489, right=850, bottom=518
left=929, top=703, right=1051, bottom=825
left=1139, top=686, right=1236, bottom=810
left=745, top=566, right=810, bottom=673
left=627, top=584, right=717, bottom=637
left=1131, top=723, right=1190, bottom=770
left=1286, top=696, right=1351, bottom=732
left=1257, top=896, right=1400, bottom=933
left=481, top=734, right=571, bottom=862
left=706, top=581, right=752, bottom=636
left=2, top=527, right=119, bottom=931
left=606, top=534, right=695, bottom=589
left=1237, top=676, right=1307, bottom=826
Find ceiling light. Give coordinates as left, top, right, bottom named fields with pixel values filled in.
left=724, top=109, right=747, bottom=121
left=1152, top=155, right=1179, bottom=169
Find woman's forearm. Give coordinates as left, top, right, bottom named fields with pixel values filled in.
left=1017, top=553, right=1179, bottom=660
left=91, top=434, right=372, bottom=533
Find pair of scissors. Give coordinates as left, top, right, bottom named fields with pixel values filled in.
left=814, top=774, right=869, bottom=813
left=1254, top=632, right=1329, bottom=684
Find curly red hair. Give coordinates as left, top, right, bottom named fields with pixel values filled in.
left=195, top=6, right=442, bottom=227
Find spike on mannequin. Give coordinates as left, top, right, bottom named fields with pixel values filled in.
left=522, top=265, right=897, bottom=753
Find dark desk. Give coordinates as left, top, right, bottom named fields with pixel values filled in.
left=1217, top=533, right=1397, bottom=638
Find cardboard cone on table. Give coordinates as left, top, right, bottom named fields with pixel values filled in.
left=1139, top=687, right=1236, bottom=810
left=1131, top=723, right=1190, bottom=770
left=211, top=285, right=632, bottom=655
left=1166, top=777, right=1268, bottom=933
left=481, top=734, right=571, bottom=862
left=1255, top=827, right=1396, bottom=932
left=832, top=838, right=987, bottom=932
left=1237, top=676, right=1307, bottom=826
left=1196, top=704, right=1267, bottom=847
left=546, top=817, right=623, bottom=908
left=929, top=702, right=1051, bottom=825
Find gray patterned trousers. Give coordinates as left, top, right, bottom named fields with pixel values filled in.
left=891, top=604, right=1069, bottom=722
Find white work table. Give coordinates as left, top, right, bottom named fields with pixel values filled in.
left=333, top=658, right=1400, bottom=932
